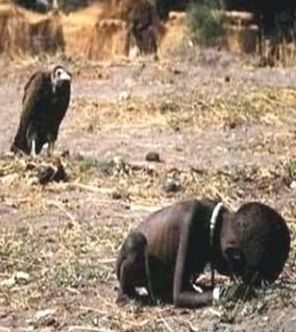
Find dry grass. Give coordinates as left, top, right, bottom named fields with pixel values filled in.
left=30, top=10, right=65, bottom=54
left=0, top=4, right=30, bottom=56
left=0, top=150, right=295, bottom=330
left=1, top=58, right=296, bottom=330
left=71, top=87, right=296, bottom=133
left=87, top=19, right=129, bottom=61
left=259, top=37, right=296, bottom=67
left=0, top=4, right=64, bottom=57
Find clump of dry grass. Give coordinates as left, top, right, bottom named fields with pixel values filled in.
left=259, top=34, right=296, bottom=67
left=0, top=4, right=30, bottom=56
left=0, top=4, right=64, bottom=58
left=87, top=19, right=129, bottom=61
left=72, top=87, right=296, bottom=134
left=30, top=10, right=65, bottom=54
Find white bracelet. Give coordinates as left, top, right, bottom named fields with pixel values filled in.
left=212, top=287, right=220, bottom=301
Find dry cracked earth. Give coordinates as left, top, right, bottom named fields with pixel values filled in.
left=0, top=47, right=295, bottom=331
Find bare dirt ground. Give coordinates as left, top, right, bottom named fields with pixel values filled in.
left=0, top=47, right=296, bottom=331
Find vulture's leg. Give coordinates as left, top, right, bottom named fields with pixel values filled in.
left=47, top=141, right=55, bottom=156
left=31, top=139, right=37, bottom=157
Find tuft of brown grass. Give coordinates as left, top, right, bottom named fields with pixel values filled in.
left=0, top=4, right=64, bottom=58
left=0, top=4, right=30, bottom=56
left=259, top=37, right=296, bottom=67
left=87, top=19, right=129, bottom=61
left=29, top=10, right=65, bottom=54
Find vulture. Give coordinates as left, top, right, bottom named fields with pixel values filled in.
left=11, top=65, right=71, bottom=156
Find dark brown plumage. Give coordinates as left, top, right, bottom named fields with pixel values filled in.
left=11, top=65, right=71, bottom=156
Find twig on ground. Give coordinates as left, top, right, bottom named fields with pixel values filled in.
left=46, top=199, right=77, bottom=225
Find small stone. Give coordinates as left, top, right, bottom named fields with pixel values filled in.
left=37, top=162, right=68, bottom=185
left=61, top=149, right=70, bottom=158
left=290, top=181, right=296, bottom=189
left=162, top=179, right=181, bottom=193
left=14, top=271, right=30, bottom=282
left=38, top=166, right=55, bottom=184
left=145, top=151, right=161, bottom=162
left=34, top=309, right=56, bottom=321
left=119, top=91, right=130, bottom=101
left=112, top=191, right=122, bottom=200
left=33, top=308, right=59, bottom=328
left=0, top=271, right=30, bottom=288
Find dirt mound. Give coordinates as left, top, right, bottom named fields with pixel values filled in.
left=0, top=4, right=64, bottom=56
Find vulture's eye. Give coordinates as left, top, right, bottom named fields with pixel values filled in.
left=54, top=67, right=71, bottom=81
left=56, top=69, right=62, bottom=77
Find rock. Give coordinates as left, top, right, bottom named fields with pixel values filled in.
left=37, top=161, right=68, bottom=185
left=61, top=149, right=70, bottom=158
left=0, top=271, right=30, bottom=287
left=162, top=178, right=181, bottom=193
left=119, top=91, right=130, bottom=101
left=33, top=308, right=58, bottom=328
left=14, top=271, right=30, bottom=282
left=145, top=151, right=161, bottom=162
left=34, top=309, right=56, bottom=321
left=112, top=190, right=123, bottom=200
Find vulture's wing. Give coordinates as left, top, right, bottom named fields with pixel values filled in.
left=20, top=71, right=51, bottom=127
left=11, top=71, right=51, bottom=154
left=22, top=71, right=42, bottom=104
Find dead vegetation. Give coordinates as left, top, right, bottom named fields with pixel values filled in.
left=87, top=19, right=129, bottom=61
left=0, top=4, right=64, bottom=57
left=0, top=4, right=30, bottom=55
left=0, top=154, right=295, bottom=331
left=0, top=72, right=296, bottom=329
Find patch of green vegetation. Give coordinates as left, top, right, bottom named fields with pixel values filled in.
left=187, top=0, right=226, bottom=47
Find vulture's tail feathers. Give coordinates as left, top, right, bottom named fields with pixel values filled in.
left=11, top=125, right=30, bottom=155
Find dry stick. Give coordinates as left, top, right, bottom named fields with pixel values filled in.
left=46, top=200, right=77, bottom=225
left=208, top=185, right=237, bottom=210
left=80, top=306, right=110, bottom=315
left=176, top=318, right=199, bottom=332
left=66, top=182, right=112, bottom=194
left=68, top=326, right=114, bottom=332
left=159, top=316, right=175, bottom=332
left=97, top=258, right=116, bottom=264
